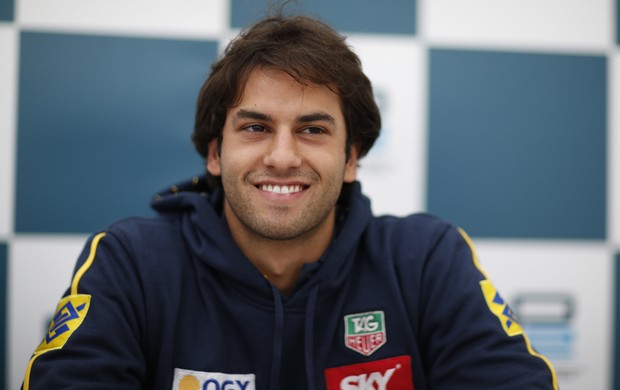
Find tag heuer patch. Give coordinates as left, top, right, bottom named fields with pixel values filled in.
left=344, top=311, right=386, bottom=356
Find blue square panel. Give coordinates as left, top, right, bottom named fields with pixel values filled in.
left=0, top=0, right=13, bottom=21
left=231, top=0, right=416, bottom=35
left=428, top=49, right=606, bottom=239
left=16, top=32, right=217, bottom=233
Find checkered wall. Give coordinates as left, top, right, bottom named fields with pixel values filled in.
left=1, top=0, right=618, bottom=389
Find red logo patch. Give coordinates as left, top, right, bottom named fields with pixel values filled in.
left=324, top=355, right=414, bottom=390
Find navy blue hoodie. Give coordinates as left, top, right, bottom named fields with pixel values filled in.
left=23, top=176, right=557, bottom=389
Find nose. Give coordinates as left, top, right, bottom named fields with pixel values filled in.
left=262, top=130, right=302, bottom=171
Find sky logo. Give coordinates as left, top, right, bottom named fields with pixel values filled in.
left=325, top=355, right=413, bottom=390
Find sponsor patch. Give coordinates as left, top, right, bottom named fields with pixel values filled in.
left=172, top=368, right=255, bottom=390
left=480, top=280, right=523, bottom=337
left=35, top=294, right=91, bottom=353
left=325, top=355, right=413, bottom=390
left=344, top=311, right=386, bottom=356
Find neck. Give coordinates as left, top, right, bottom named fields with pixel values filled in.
left=224, top=204, right=335, bottom=295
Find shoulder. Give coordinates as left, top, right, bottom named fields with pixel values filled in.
left=368, top=212, right=457, bottom=251
left=108, top=213, right=178, bottom=234
left=96, top=215, right=186, bottom=267
left=106, top=214, right=181, bottom=244
left=364, top=212, right=478, bottom=279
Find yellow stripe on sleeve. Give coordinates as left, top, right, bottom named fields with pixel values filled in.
left=22, top=347, right=61, bottom=390
left=71, top=232, right=106, bottom=295
left=457, top=227, right=559, bottom=390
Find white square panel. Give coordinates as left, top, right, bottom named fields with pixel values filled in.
left=422, top=0, right=612, bottom=49
left=348, top=35, right=426, bottom=217
left=0, top=26, right=17, bottom=240
left=17, top=0, right=228, bottom=38
left=473, top=240, right=611, bottom=390
left=9, top=235, right=88, bottom=390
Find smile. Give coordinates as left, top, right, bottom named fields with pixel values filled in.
left=259, top=184, right=305, bottom=194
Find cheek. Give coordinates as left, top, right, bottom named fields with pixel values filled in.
left=213, top=146, right=253, bottom=182
left=314, top=152, right=351, bottom=181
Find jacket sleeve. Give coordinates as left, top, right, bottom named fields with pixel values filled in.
left=22, top=231, right=147, bottom=390
left=418, top=224, right=558, bottom=389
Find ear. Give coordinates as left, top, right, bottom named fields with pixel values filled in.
left=343, top=144, right=360, bottom=183
left=206, top=139, right=221, bottom=177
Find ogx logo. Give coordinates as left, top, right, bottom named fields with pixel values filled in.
left=172, top=369, right=255, bottom=390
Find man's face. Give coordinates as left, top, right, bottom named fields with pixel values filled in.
left=207, top=67, right=358, bottom=241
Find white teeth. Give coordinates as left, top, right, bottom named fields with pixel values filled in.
left=260, top=184, right=302, bottom=194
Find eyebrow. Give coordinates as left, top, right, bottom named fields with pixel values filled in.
left=233, top=109, right=336, bottom=125
left=234, top=109, right=274, bottom=123
left=298, top=112, right=336, bottom=125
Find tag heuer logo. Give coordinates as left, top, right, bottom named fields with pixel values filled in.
left=344, top=311, right=386, bottom=356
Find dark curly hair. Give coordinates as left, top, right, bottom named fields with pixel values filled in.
left=192, top=12, right=381, bottom=186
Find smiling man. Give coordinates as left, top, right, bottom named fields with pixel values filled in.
left=23, top=11, right=557, bottom=390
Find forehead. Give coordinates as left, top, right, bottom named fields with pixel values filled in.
left=231, top=67, right=344, bottom=119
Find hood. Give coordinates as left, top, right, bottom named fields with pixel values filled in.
left=150, top=175, right=373, bottom=306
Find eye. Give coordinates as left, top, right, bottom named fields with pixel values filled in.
left=243, top=124, right=267, bottom=133
left=300, top=126, right=326, bottom=135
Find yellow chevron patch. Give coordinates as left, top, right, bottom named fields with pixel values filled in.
left=480, top=280, right=523, bottom=337
left=35, top=294, right=91, bottom=353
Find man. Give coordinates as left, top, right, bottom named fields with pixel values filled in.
left=23, top=12, right=557, bottom=390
